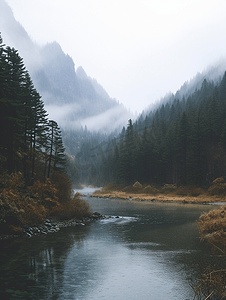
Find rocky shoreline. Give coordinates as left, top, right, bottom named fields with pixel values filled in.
left=0, top=212, right=106, bottom=240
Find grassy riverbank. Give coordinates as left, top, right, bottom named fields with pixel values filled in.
left=92, top=180, right=226, bottom=204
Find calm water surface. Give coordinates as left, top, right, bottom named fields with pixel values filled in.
left=0, top=188, right=220, bottom=299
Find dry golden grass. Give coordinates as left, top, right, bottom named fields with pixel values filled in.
left=194, top=265, right=226, bottom=300
left=198, top=205, right=226, bottom=250
left=196, top=206, right=226, bottom=299
left=92, top=187, right=226, bottom=204
left=93, top=179, right=226, bottom=205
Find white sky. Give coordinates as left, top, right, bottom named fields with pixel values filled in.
left=5, top=0, right=226, bottom=113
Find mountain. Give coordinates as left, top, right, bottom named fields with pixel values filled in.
left=0, top=0, right=131, bottom=133
left=143, top=59, right=226, bottom=115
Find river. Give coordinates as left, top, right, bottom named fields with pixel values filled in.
left=0, top=188, right=221, bottom=299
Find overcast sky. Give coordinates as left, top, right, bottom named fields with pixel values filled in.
left=5, top=0, right=226, bottom=113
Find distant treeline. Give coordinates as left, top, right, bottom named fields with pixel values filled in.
left=0, top=33, right=66, bottom=184
left=86, top=74, right=226, bottom=187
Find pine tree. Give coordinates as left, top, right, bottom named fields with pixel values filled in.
left=177, top=112, right=188, bottom=185
left=46, top=120, right=66, bottom=179
left=3, top=47, right=26, bottom=173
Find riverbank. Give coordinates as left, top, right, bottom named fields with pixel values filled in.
left=92, top=182, right=226, bottom=298
left=0, top=172, right=94, bottom=239
left=91, top=189, right=226, bottom=204
left=0, top=212, right=106, bottom=240
left=91, top=179, right=226, bottom=204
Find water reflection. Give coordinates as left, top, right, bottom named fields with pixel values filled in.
left=0, top=197, right=220, bottom=299
left=0, top=225, right=90, bottom=299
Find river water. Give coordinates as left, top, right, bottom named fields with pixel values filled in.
left=0, top=188, right=221, bottom=300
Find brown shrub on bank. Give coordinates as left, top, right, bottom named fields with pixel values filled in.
left=52, top=172, right=72, bottom=203
left=0, top=173, right=91, bottom=233
left=121, top=182, right=144, bottom=194
left=20, top=198, right=48, bottom=224
left=0, top=184, right=47, bottom=230
left=194, top=265, right=226, bottom=300
left=102, top=183, right=120, bottom=192
left=51, top=192, right=90, bottom=220
left=133, top=181, right=142, bottom=190
left=212, top=177, right=225, bottom=184
left=197, top=204, right=226, bottom=299
left=142, top=185, right=159, bottom=195
left=198, top=205, right=226, bottom=250
left=208, top=183, right=226, bottom=196
left=161, top=184, right=177, bottom=194
left=0, top=172, right=24, bottom=190
left=206, top=177, right=226, bottom=196
left=175, top=186, right=204, bottom=196
left=28, top=179, right=59, bottom=202
left=122, top=185, right=134, bottom=193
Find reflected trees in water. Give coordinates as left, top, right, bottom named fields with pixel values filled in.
left=0, top=225, right=90, bottom=299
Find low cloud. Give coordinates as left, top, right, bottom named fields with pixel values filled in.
left=80, top=105, right=131, bottom=132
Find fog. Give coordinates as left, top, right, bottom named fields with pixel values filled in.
left=5, top=0, right=226, bottom=114
left=45, top=103, right=131, bottom=133
left=79, top=105, right=131, bottom=132
left=2, top=0, right=226, bottom=131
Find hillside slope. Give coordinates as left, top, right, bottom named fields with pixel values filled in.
left=0, top=0, right=130, bottom=133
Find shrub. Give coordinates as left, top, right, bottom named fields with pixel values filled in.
left=133, top=181, right=142, bottom=189
left=52, top=172, right=72, bottom=203
left=51, top=192, right=90, bottom=220
left=162, top=184, right=177, bottom=193
left=0, top=174, right=50, bottom=229
left=212, top=177, right=225, bottom=184
left=20, top=199, right=48, bottom=224
left=103, top=183, right=119, bottom=192
left=0, top=172, right=24, bottom=190
left=0, top=172, right=91, bottom=233
left=208, top=183, right=226, bottom=196
left=198, top=205, right=226, bottom=247
left=188, top=187, right=204, bottom=196
left=175, top=185, right=204, bottom=196
left=142, top=185, right=159, bottom=194
left=28, top=179, right=58, bottom=202
left=197, top=205, right=226, bottom=298
left=206, top=177, right=226, bottom=196
left=122, top=185, right=134, bottom=193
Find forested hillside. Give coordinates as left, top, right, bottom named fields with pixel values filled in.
left=0, top=0, right=131, bottom=134
left=86, top=75, right=226, bottom=188
left=0, top=34, right=92, bottom=233
left=0, top=34, right=66, bottom=183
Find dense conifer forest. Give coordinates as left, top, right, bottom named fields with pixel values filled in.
left=84, top=75, right=226, bottom=188
left=0, top=34, right=67, bottom=183
left=0, top=34, right=90, bottom=233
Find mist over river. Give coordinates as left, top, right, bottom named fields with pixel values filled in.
left=0, top=192, right=220, bottom=299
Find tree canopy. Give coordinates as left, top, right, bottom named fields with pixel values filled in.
left=0, top=33, right=67, bottom=185
left=82, top=72, right=226, bottom=188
